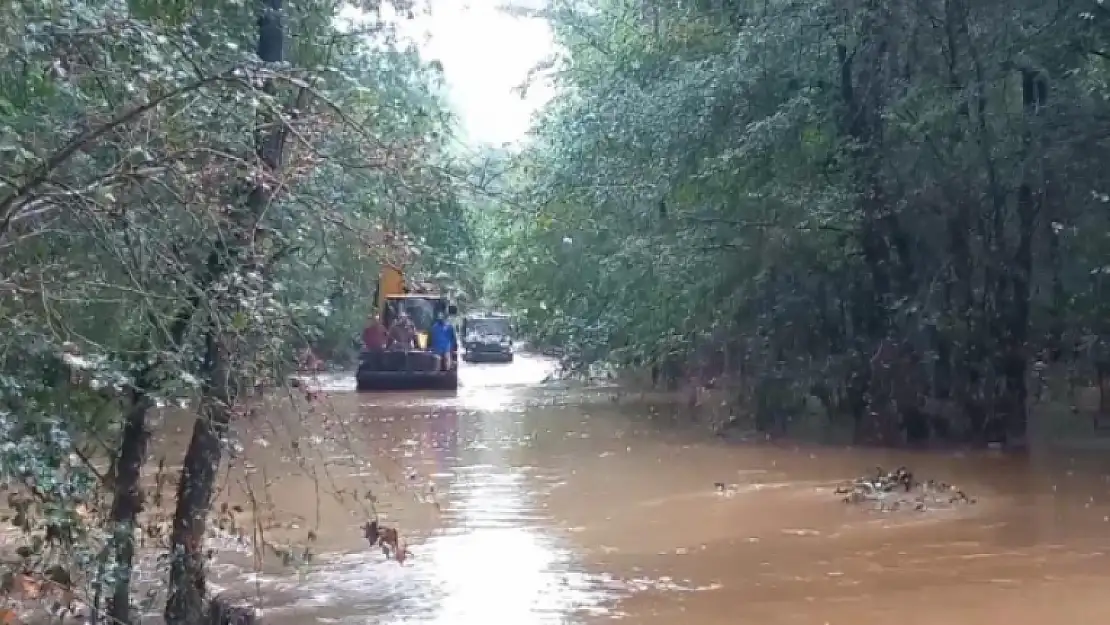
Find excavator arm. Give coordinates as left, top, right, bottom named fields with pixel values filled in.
left=376, top=263, right=405, bottom=316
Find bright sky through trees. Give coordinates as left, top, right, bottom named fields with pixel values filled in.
left=398, top=0, right=556, bottom=147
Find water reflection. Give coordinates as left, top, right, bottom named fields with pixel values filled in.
left=425, top=471, right=598, bottom=624
left=258, top=382, right=614, bottom=624
left=401, top=403, right=608, bottom=624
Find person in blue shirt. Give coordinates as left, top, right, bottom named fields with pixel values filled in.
left=429, top=311, right=458, bottom=371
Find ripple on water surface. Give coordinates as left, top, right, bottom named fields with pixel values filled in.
left=230, top=356, right=1110, bottom=625
left=254, top=455, right=634, bottom=625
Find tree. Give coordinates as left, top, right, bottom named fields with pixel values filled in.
left=494, top=0, right=1110, bottom=445
left=0, top=0, right=477, bottom=621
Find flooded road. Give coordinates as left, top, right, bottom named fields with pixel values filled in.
left=211, top=355, right=1110, bottom=625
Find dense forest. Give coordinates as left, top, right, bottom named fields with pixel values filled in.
left=4, top=0, right=1110, bottom=620
left=492, top=0, right=1110, bottom=447
left=0, top=0, right=478, bottom=622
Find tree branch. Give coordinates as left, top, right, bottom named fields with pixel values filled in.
left=0, top=68, right=241, bottom=241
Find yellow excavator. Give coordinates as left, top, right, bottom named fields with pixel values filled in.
left=355, top=264, right=459, bottom=392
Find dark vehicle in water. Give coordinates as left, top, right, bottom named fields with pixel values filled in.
left=461, top=313, right=514, bottom=363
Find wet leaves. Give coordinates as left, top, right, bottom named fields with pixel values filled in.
left=0, top=566, right=76, bottom=621
left=835, top=466, right=977, bottom=512
left=713, top=481, right=742, bottom=497
left=834, top=466, right=915, bottom=495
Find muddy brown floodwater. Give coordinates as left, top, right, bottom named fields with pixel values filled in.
left=184, top=354, right=1110, bottom=625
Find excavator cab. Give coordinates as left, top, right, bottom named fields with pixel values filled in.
left=382, top=295, right=447, bottom=349
left=356, top=264, right=459, bottom=392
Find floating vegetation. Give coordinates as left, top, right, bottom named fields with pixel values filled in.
left=834, top=466, right=977, bottom=512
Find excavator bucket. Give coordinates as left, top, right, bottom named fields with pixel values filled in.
left=355, top=349, right=459, bottom=391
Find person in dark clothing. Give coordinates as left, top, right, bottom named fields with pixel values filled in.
left=387, top=311, right=417, bottom=350
left=362, top=312, right=387, bottom=351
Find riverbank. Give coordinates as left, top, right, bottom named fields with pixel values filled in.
left=0, top=388, right=445, bottom=623
left=598, top=371, right=1110, bottom=452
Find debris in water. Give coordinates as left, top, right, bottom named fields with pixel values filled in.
left=363, top=519, right=379, bottom=546
left=713, top=482, right=739, bottom=496
left=833, top=466, right=977, bottom=512
left=362, top=520, right=409, bottom=563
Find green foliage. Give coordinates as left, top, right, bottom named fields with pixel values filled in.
left=0, top=0, right=479, bottom=618
left=493, top=0, right=1110, bottom=440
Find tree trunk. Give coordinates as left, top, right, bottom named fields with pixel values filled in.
left=163, top=348, right=234, bottom=624
left=164, top=0, right=285, bottom=622
left=997, top=68, right=1045, bottom=446
left=105, top=389, right=154, bottom=625
left=107, top=298, right=205, bottom=624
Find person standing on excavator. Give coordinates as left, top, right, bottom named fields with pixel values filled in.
left=429, top=310, right=458, bottom=370
left=388, top=311, right=417, bottom=350
left=362, top=311, right=387, bottom=351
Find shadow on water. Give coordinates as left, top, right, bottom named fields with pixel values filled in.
left=219, top=353, right=1110, bottom=625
